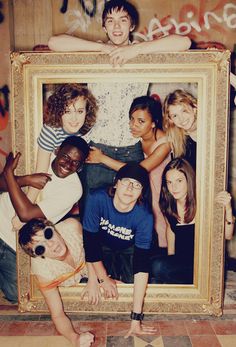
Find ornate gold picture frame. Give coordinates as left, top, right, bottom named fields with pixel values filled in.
left=10, top=51, right=230, bottom=316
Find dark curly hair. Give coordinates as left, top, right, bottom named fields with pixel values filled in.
left=43, top=84, right=98, bottom=135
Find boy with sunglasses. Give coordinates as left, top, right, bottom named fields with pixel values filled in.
left=0, top=136, right=89, bottom=303
left=19, top=217, right=94, bottom=347
left=82, top=163, right=156, bottom=337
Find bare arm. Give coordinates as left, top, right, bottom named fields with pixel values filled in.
left=216, top=191, right=235, bottom=240
left=89, top=261, right=119, bottom=300
left=3, top=153, right=47, bottom=222
left=48, top=34, right=114, bottom=53
left=86, top=147, right=125, bottom=171
left=38, top=283, right=94, bottom=347
left=109, top=34, right=191, bottom=66
left=87, top=141, right=171, bottom=173
left=81, top=262, right=102, bottom=305
left=166, top=222, right=175, bottom=255
left=27, top=147, right=52, bottom=203
left=140, top=142, right=171, bottom=171
left=0, top=153, right=51, bottom=192
left=125, top=272, right=156, bottom=338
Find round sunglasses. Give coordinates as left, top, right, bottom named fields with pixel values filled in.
left=33, top=227, right=54, bottom=257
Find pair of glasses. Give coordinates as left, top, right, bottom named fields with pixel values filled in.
left=120, top=178, right=142, bottom=190
left=33, top=227, right=54, bottom=256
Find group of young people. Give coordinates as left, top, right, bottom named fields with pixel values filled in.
left=0, top=1, right=235, bottom=346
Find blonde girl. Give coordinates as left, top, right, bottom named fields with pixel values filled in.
left=163, top=89, right=197, bottom=170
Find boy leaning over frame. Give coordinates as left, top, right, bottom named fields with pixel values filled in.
left=48, top=0, right=191, bottom=67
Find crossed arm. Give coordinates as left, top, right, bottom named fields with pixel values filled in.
left=0, top=153, right=50, bottom=193
left=48, top=34, right=191, bottom=66
left=3, top=152, right=51, bottom=222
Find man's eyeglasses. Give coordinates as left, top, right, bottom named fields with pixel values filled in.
left=120, top=178, right=142, bottom=190
left=33, top=227, right=54, bottom=257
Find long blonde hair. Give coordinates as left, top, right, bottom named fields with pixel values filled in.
left=163, top=89, right=197, bottom=157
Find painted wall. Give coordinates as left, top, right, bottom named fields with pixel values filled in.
left=0, top=0, right=11, bottom=171
left=11, top=0, right=236, bottom=50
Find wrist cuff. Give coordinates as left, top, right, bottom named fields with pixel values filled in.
left=130, top=311, right=144, bottom=321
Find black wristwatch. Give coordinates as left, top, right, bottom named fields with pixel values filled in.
left=130, top=311, right=144, bottom=321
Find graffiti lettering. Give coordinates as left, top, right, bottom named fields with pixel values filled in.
left=132, top=2, right=236, bottom=42
left=0, top=1, right=4, bottom=24
left=80, top=0, right=97, bottom=18
left=0, top=85, right=10, bottom=131
left=60, top=0, right=68, bottom=14
left=62, top=1, right=236, bottom=40
left=61, top=0, right=109, bottom=17
left=65, top=0, right=105, bottom=34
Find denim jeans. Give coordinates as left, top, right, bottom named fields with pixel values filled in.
left=0, top=238, right=17, bottom=303
left=79, top=141, right=144, bottom=219
left=84, top=141, right=144, bottom=189
left=150, top=254, right=193, bottom=284
left=102, top=245, right=134, bottom=283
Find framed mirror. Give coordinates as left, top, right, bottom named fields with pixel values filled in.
left=11, top=50, right=230, bottom=315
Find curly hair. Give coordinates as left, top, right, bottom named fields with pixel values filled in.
left=43, top=84, right=98, bottom=135
left=163, top=89, right=197, bottom=157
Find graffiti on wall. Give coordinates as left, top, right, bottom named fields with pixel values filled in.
left=0, top=1, right=4, bottom=23
left=61, top=0, right=109, bottom=17
left=134, top=2, right=236, bottom=42
left=62, top=0, right=106, bottom=33
left=59, top=0, right=236, bottom=43
left=0, top=85, right=10, bottom=158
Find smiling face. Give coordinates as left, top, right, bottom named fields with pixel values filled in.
left=52, top=145, right=84, bottom=178
left=166, top=169, right=188, bottom=202
left=168, top=103, right=196, bottom=133
left=61, top=97, right=87, bottom=134
left=103, top=9, right=133, bottom=46
left=129, top=109, right=155, bottom=138
left=113, top=178, right=142, bottom=212
left=31, top=227, right=67, bottom=260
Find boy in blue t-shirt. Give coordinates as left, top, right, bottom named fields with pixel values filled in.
left=82, top=163, right=155, bottom=337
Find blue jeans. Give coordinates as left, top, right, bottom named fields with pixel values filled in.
left=150, top=255, right=193, bottom=284
left=84, top=141, right=144, bottom=189
left=102, top=245, right=134, bottom=283
left=0, top=239, right=17, bottom=303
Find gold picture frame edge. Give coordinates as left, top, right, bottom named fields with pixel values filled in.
left=10, top=50, right=230, bottom=316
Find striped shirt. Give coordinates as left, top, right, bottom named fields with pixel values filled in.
left=37, top=124, right=81, bottom=152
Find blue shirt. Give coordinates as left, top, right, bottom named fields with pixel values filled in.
left=83, top=189, right=153, bottom=251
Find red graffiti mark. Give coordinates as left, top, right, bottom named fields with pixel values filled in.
left=211, top=0, right=228, bottom=12
left=178, top=0, right=228, bottom=39
left=160, top=15, right=176, bottom=35
left=0, top=137, right=7, bottom=157
left=0, top=97, right=9, bottom=131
